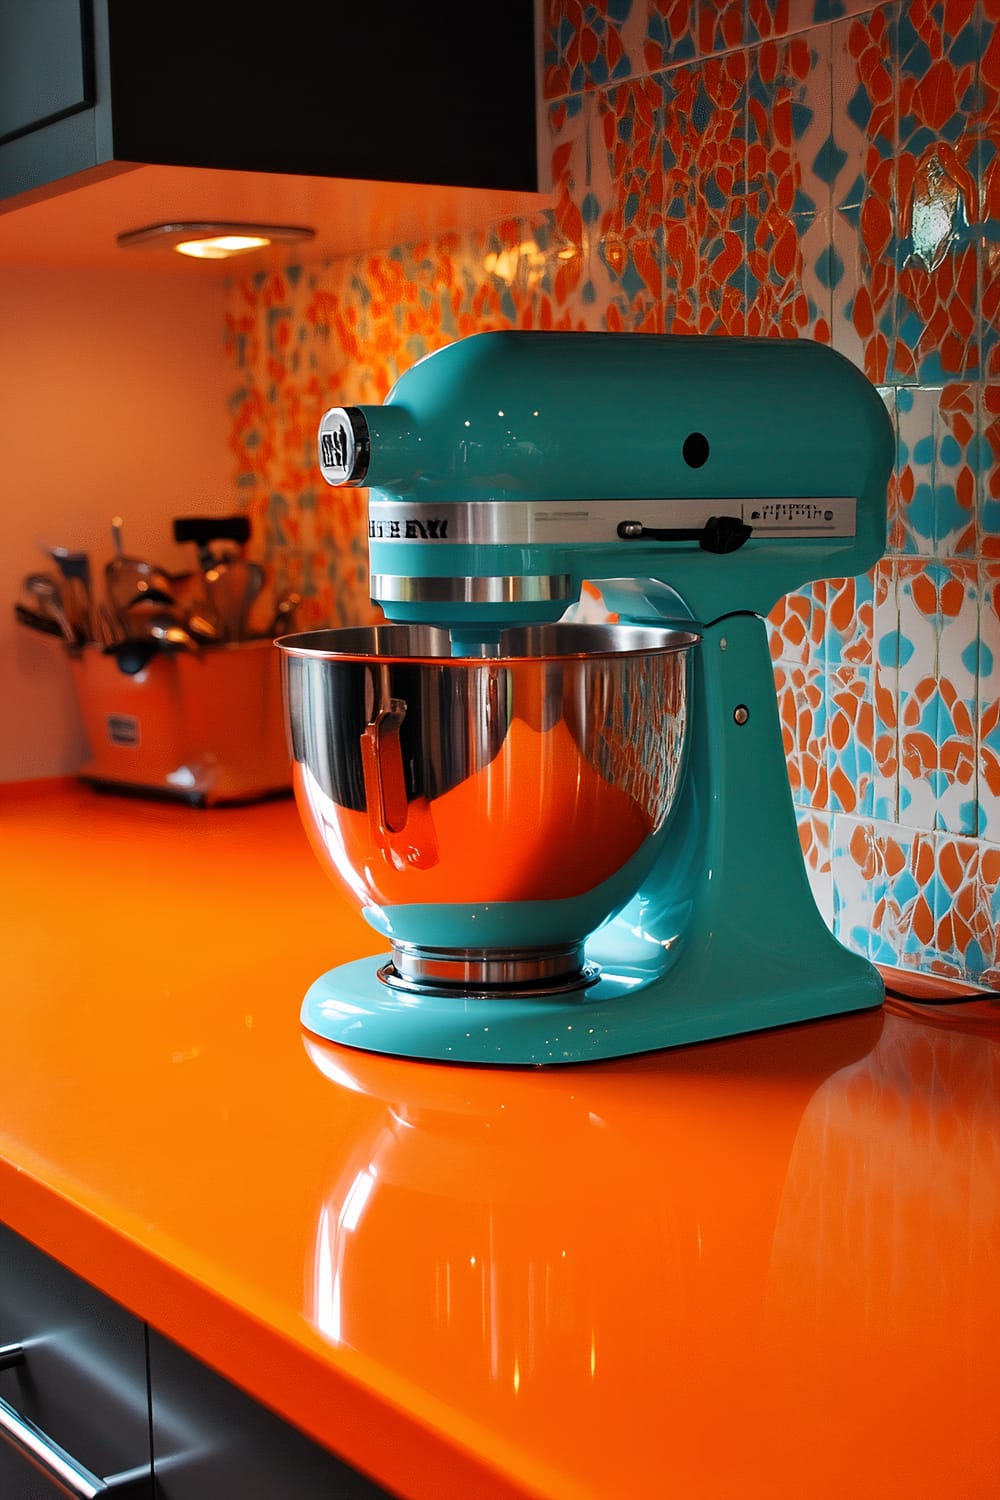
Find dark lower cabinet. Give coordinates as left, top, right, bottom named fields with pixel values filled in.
left=0, top=1226, right=396, bottom=1499
left=148, top=1330, right=393, bottom=1499
left=0, top=1225, right=152, bottom=1498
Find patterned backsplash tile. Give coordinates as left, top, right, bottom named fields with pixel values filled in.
left=225, top=0, right=1000, bottom=985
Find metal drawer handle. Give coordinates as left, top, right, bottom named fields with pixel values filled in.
left=0, top=1344, right=148, bottom=1497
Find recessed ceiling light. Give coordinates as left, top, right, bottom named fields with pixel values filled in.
left=117, top=221, right=315, bottom=259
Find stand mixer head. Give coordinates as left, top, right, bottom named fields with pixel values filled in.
left=279, top=331, right=894, bottom=1065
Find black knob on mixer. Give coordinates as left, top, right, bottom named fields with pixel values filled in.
left=615, top=514, right=753, bottom=552
left=700, top=515, right=753, bottom=553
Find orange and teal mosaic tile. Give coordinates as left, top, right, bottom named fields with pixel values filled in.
left=894, top=0, right=981, bottom=382
left=979, top=561, right=1000, bottom=841
left=225, top=0, right=1000, bottom=985
left=894, top=384, right=978, bottom=555
left=795, top=805, right=835, bottom=928
left=895, top=557, right=979, bottom=835
left=745, top=32, right=832, bottom=340
left=834, top=819, right=1000, bottom=981
left=833, top=818, right=939, bottom=969
left=592, top=72, right=669, bottom=330
left=830, top=6, right=896, bottom=382
left=872, top=556, right=901, bottom=823
left=661, top=53, right=751, bottom=332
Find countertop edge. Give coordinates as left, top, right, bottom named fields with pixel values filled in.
left=0, top=1152, right=576, bottom=1500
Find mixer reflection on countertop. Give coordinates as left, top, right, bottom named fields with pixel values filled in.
left=277, top=331, right=894, bottom=1065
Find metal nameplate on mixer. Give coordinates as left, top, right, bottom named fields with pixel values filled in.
left=367, top=497, right=857, bottom=543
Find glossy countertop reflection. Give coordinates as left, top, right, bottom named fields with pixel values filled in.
left=2, top=781, right=999, bottom=1499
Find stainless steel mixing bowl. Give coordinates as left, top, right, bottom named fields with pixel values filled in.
left=278, top=623, right=698, bottom=993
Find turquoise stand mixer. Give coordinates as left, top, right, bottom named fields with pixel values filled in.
left=278, top=331, right=893, bottom=1065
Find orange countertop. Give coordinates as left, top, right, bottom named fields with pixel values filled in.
left=1, top=779, right=999, bottom=1499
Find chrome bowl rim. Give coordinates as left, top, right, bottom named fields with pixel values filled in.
left=275, top=622, right=701, bottom=664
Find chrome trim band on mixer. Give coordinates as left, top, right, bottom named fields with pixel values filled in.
left=379, top=943, right=602, bottom=997
left=368, top=496, right=858, bottom=544
left=371, top=573, right=574, bottom=605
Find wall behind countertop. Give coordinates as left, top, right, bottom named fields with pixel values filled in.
left=224, top=0, right=1000, bottom=987
left=1, top=267, right=233, bottom=783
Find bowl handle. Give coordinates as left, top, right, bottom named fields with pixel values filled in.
left=361, top=697, right=409, bottom=838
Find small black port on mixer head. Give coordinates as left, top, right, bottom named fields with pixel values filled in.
left=682, top=432, right=710, bottom=468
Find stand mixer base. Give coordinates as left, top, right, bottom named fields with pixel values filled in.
left=301, top=948, right=884, bottom=1067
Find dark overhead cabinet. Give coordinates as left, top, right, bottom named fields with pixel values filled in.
left=0, top=0, right=99, bottom=198
left=0, top=1, right=93, bottom=145
left=0, top=0, right=538, bottom=204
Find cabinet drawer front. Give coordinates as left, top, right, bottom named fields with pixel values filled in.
left=0, top=1438, right=77, bottom=1500
left=0, top=1225, right=151, bottom=1495
left=149, top=1330, right=397, bottom=1500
